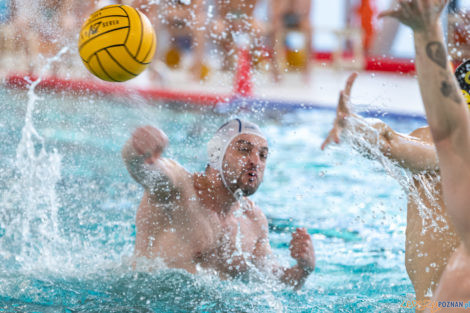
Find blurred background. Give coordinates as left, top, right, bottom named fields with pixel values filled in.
left=1, top=0, right=470, bottom=114
left=0, top=0, right=468, bottom=84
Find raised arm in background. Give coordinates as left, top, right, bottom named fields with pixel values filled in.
left=322, top=72, right=438, bottom=172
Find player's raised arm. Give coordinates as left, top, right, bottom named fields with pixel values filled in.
left=381, top=0, right=470, bottom=245
left=122, top=125, right=184, bottom=201
left=380, top=0, right=467, bottom=145
left=322, top=72, right=438, bottom=172
left=321, top=73, right=358, bottom=150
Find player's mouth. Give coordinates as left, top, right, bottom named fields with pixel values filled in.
left=245, top=170, right=258, bottom=182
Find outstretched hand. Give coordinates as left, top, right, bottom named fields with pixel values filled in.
left=290, top=228, right=315, bottom=273
left=378, top=0, right=449, bottom=31
left=132, top=126, right=169, bottom=164
left=321, top=72, right=358, bottom=150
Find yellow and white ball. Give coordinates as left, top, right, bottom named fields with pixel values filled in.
left=78, top=5, right=156, bottom=82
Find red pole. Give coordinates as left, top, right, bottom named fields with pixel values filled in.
left=357, top=0, right=376, bottom=53
left=233, top=48, right=253, bottom=97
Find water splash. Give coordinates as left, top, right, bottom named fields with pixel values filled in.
left=344, top=116, right=444, bottom=233
left=0, top=47, right=69, bottom=270
left=230, top=188, right=262, bottom=275
left=0, top=92, right=412, bottom=311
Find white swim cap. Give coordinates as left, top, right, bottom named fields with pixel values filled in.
left=207, top=119, right=266, bottom=191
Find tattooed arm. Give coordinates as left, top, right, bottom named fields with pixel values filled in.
left=415, top=29, right=467, bottom=144
left=381, top=1, right=466, bottom=142
left=381, top=0, right=470, bottom=247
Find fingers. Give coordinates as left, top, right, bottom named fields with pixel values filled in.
left=295, top=227, right=309, bottom=237
left=323, top=73, right=357, bottom=151
left=132, top=126, right=168, bottom=161
left=339, top=72, right=356, bottom=111
left=421, top=0, right=446, bottom=13
left=140, top=126, right=168, bottom=143
left=399, top=0, right=416, bottom=19
left=289, top=228, right=313, bottom=258
left=438, top=0, right=450, bottom=12
left=291, top=228, right=310, bottom=243
left=338, top=91, right=347, bottom=110
left=344, top=72, right=358, bottom=97
left=320, top=138, right=330, bottom=151
left=334, top=133, right=340, bottom=144
left=321, top=129, right=339, bottom=150
left=377, top=8, right=401, bottom=19
left=321, top=137, right=331, bottom=151
left=290, top=241, right=309, bottom=257
left=378, top=0, right=413, bottom=20
left=337, top=91, right=351, bottom=119
left=378, top=0, right=447, bottom=25
left=290, top=246, right=310, bottom=259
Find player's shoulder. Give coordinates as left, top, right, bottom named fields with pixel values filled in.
left=158, top=158, right=194, bottom=185
left=409, top=126, right=432, bottom=142
left=159, top=158, right=190, bottom=173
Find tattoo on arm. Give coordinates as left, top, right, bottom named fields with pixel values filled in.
left=426, top=42, right=447, bottom=69
left=440, top=80, right=462, bottom=104
left=425, top=42, right=462, bottom=104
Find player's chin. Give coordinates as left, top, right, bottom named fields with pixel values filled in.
left=239, top=179, right=261, bottom=196
left=240, top=186, right=257, bottom=196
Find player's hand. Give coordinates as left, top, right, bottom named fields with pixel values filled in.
left=132, top=126, right=168, bottom=164
left=321, top=72, right=358, bottom=150
left=290, top=228, right=315, bottom=273
left=378, top=0, right=449, bottom=31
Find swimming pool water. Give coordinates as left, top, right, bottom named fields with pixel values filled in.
left=0, top=85, right=426, bottom=312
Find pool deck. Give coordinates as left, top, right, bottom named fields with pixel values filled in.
left=3, top=63, right=426, bottom=118
left=128, top=64, right=425, bottom=117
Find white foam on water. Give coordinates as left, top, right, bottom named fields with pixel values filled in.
left=0, top=48, right=72, bottom=272
left=344, top=115, right=444, bottom=233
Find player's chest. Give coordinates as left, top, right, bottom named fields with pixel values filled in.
left=200, top=217, right=258, bottom=262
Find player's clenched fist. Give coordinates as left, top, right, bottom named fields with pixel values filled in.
left=290, top=228, right=315, bottom=273
left=132, top=126, right=169, bottom=164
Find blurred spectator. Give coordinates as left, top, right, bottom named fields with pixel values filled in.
left=270, top=0, right=313, bottom=82
left=0, top=0, right=15, bottom=73
left=0, top=0, right=38, bottom=74
left=127, top=0, right=208, bottom=82
left=211, top=0, right=267, bottom=71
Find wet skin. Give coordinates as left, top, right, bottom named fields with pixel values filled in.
left=123, top=126, right=315, bottom=287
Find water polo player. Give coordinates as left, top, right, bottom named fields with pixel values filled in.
left=374, top=0, right=470, bottom=306
left=122, top=119, right=315, bottom=288
left=322, top=57, right=470, bottom=301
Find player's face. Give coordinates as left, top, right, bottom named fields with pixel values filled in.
left=222, top=134, right=268, bottom=196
